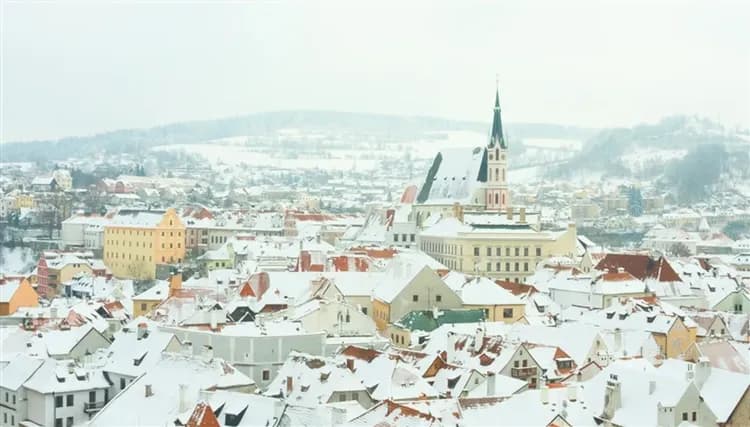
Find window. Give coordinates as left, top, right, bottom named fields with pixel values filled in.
left=89, top=391, right=96, bottom=402
left=361, top=307, right=367, bottom=315
left=410, top=234, right=415, bottom=242
left=522, top=359, right=528, bottom=367
left=412, top=295, right=419, bottom=302
left=67, top=394, right=74, bottom=406
left=506, top=248, right=510, bottom=256
left=262, top=370, right=270, bottom=381
left=11, top=395, right=15, bottom=405
left=514, top=360, right=519, bottom=368
left=496, top=262, right=501, bottom=271
left=515, top=247, right=519, bottom=256
left=66, top=417, right=74, bottom=427
left=692, top=412, right=697, bottom=421
left=55, top=419, right=63, bottom=427
left=56, top=395, right=63, bottom=408
left=503, top=308, right=513, bottom=318
left=339, top=394, right=347, bottom=402
left=473, top=247, right=480, bottom=256
left=4, top=392, right=7, bottom=402
left=401, top=234, right=407, bottom=242
left=436, top=295, right=442, bottom=302
left=536, top=247, right=542, bottom=257
left=515, top=263, right=519, bottom=272
left=3, top=414, right=6, bottom=424
left=524, top=262, right=529, bottom=272
left=486, top=263, right=492, bottom=272
left=682, top=413, right=688, bottom=421
left=486, top=247, right=492, bottom=256
left=394, top=234, right=399, bottom=242
left=352, top=391, right=359, bottom=401
left=506, top=262, right=510, bottom=271
left=523, top=247, right=528, bottom=256
left=140, top=303, right=147, bottom=311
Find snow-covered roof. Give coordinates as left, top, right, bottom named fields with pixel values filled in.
left=90, top=353, right=254, bottom=426
left=0, top=280, right=21, bottom=303
left=417, top=147, right=486, bottom=206
left=24, top=358, right=110, bottom=394
left=442, top=272, right=523, bottom=306
left=0, top=353, right=44, bottom=391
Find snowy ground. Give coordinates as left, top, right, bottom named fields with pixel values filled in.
left=0, top=247, right=37, bottom=275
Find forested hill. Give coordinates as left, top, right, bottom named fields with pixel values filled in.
left=1, top=111, right=594, bottom=163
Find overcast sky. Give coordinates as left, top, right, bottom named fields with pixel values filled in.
left=2, top=0, right=749, bottom=142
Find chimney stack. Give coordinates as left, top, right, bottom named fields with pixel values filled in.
left=346, top=358, right=355, bottom=372
left=201, top=345, right=214, bottom=363
left=137, top=322, right=148, bottom=340
left=486, top=372, right=496, bottom=396
left=452, top=203, right=464, bottom=223
left=506, top=207, right=513, bottom=221
left=540, top=386, right=549, bottom=404
left=567, top=385, right=578, bottom=401
left=181, top=340, right=193, bottom=357
left=602, top=374, right=622, bottom=420
left=695, top=357, right=710, bottom=390
left=169, top=270, right=183, bottom=297
left=178, top=383, right=190, bottom=413
left=286, top=376, right=293, bottom=395
left=145, top=384, right=153, bottom=397
left=519, top=207, right=526, bottom=224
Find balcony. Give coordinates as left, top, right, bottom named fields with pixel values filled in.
left=510, top=366, right=537, bottom=379
left=84, top=401, right=106, bottom=413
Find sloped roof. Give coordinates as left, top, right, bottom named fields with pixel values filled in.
left=595, top=253, right=681, bottom=282
left=395, top=309, right=486, bottom=333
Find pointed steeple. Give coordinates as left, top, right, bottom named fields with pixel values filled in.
left=489, top=85, right=506, bottom=149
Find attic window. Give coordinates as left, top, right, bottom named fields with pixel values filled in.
left=301, top=385, right=310, bottom=392
left=56, top=375, right=66, bottom=383
left=647, top=315, right=656, bottom=323
left=618, top=313, right=628, bottom=320
left=606, top=312, right=615, bottom=319
left=320, top=372, right=331, bottom=382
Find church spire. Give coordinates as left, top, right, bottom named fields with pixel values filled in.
left=489, top=83, right=506, bottom=149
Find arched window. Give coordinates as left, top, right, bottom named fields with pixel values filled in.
left=495, top=193, right=499, bottom=205
left=502, top=169, right=505, bottom=182
left=502, top=193, right=506, bottom=205
left=496, top=148, right=499, bottom=159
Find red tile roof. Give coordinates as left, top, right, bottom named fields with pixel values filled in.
left=595, top=253, right=681, bottom=282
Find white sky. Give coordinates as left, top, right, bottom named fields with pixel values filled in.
left=1, top=0, right=749, bottom=142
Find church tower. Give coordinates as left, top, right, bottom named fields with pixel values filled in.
left=485, top=86, right=509, bottom=211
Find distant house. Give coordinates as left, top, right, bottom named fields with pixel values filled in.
left=371, top=257, right=462, bottom=331
left=30, top=176, right=58, bottom=192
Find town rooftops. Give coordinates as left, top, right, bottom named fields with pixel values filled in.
left=416, top=147, right=487, bottom=206
left=108, top=208, right=182, bottom=228
left=0, top=353, right=44, bottom=391
left=595, top=253, right=681, bottom=282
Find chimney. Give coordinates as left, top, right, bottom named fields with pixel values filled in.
left=486, top=372, right=496, bottom=396
left=474, top=327, right=485, bottom=351
left=181, top=340, right=193, bottom=357
left=519, top=207, right=526, bottom=224
left=209, top=309, right=220, bottom=331
left=137, top=322, right=148, bottom=340
left=178, top=383, right=190, bottom=413
left=614, top=328, right=622, bottom=352
left=145, top=384, right=153, bottom=397
left=50, top=307, right=58, bottom=319
left=286, top=376, right=293, bottom=395
left=686, top=363, right=695, bottom=382
left=169, top=270, right=183, bottom=297
left=201, top=345, right=214, bottom=363
left=602, top=374, right=622, bottom=419
left=452, top=203, right=464, bottom=223
left=346, top=358, right=355, bottom=372
left=446, top=332, right=458, bottom=364
left=648, top=379, right=656, bottom=395
left=506, top=207, right=513, bottom=221
left=567, top=385, right=577, bottom=401
left=540, top=386, right=549, bottom=404
left=695, top=357, right=710, bottom=390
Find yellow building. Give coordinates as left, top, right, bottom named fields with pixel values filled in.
left=420, top=206, right=577, bottom=284
left=104, top=208, right=186, bottom=279
left=14, top=193, right=35, bottom=209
